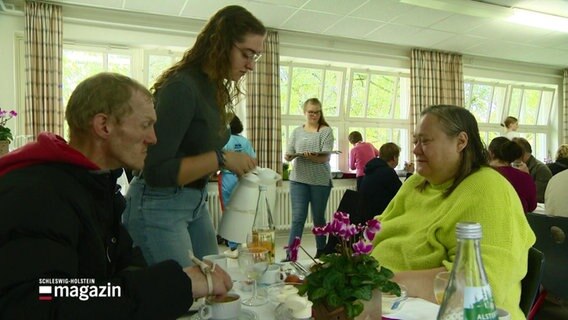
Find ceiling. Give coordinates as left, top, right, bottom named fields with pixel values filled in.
left=3, top=0, right=568, bottom=67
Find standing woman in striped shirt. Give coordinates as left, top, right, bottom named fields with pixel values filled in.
left=284, top=98, right=334, bottom=260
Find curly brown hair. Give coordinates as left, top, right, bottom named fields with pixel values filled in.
left=151, top=5, right=265, bottom=130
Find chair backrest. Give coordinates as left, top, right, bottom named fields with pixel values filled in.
left=519, top=247, right=545, bottom=317
left=526, top=212, right=568, bottom=299
left=337, top=189, right=365, bottom=224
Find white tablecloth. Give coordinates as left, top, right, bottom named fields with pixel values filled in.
left=181, top=266, right=440, bottom=320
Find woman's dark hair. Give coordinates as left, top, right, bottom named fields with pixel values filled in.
left=417, top=105, right=489, bottom=197
left=151, top=5, right=265, bottom=130
left=488, top=136, right=523, bottom=162
left=229, top=115, right=244, bottom=135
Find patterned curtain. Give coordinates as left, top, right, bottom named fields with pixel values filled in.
left=24, top=1, right=64, bottom=137
left=410, top=49, right=464, bottom=132
left=246, top=30, right=281, bottom=173
left=562, top=69, right=568, bottom=143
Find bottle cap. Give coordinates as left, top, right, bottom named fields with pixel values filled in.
left=456, top=222, right=482, bottom=239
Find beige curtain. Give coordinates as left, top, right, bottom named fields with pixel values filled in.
left=24, top=1, right=64, bottom=137
left=561, top=69, right=568, bottom=143
left=410, top=49, right=464, bottom=131
left=246, top=30, right=281, bottom=173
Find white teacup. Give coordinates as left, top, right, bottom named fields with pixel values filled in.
left=199, top=293, right=241, bottom=319
left=203, top=254, right=228, bottom=271
left=259, top=264, right=286, bottom=285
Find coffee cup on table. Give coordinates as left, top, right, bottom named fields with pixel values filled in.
left=198, top=293, right=241, bottom=319
left=202, top=254, right=228, bottom=271
left=259, top=264, right=286, bottom=285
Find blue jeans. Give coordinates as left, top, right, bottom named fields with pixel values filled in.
left=123, top=177, right=219, bottom=267
left=287, top=181, right=332, bottom=253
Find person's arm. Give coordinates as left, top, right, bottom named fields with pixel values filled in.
left=176, top=151, right=256, bottom=185
left=393, top=267, right=446, bottom=303
left=349, top=148, right=356, bottom=170
left=285, top=128, right=298, bottom=162
left=0, top=181, right=230, bottom=319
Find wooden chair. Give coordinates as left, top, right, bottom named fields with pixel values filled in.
left=525, top=213, right=568, bottom=319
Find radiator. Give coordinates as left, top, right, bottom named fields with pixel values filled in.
left=207, top=185, right=355, bottom=231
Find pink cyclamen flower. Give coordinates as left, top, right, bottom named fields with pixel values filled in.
left=352, top=239, right=373, bottom=255
left=364, top=219, right=381, bottom=241
left=313, top=225, right=329, bottom=236
left=333, top=211, right=350, bottom=224
left=9, top=111, right=17, bottom=117
left=284, top=236, right=301, bottom=262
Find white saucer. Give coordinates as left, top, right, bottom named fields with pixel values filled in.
left=187, top=309, right=258, bottom=320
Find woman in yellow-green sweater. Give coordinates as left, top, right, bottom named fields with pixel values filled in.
left=371, top=105, right=535, bottom=320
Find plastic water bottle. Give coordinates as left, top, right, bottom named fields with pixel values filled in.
left=437, top=222, right=498, bottom=320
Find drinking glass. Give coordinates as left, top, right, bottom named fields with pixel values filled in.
left=238, top=243, right=269, bottom=306
left=433, top=271, right=451, bottom=304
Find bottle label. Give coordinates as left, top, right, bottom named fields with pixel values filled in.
left=463, top=285, right=498, bottom=320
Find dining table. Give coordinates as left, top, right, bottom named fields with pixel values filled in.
left=179, top=262, right=440, bottom=320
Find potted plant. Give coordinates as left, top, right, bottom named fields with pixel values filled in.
left=0, top=108, right=17, bottom=156
left=287, top=211, right=401, bottom=319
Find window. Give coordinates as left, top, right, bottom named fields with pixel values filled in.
left=62, top=46, right=134, bottom=138
left=464, top=79, right=556, bottom=161
left=280, top=60, right=411, bottom=171
left=146, top=52, right=183, bottom=87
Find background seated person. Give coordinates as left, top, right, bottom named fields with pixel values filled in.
left=545, top=169, right=568, bottom=217
left=512, top=137, right=552, bottom=203
left=370, top=105, right=535, bottom=320
left=488, top=136, right=537, bottom=213
left=547, top=144, right=568, bottom=176
left=359, top=142, right=413, bottom=221
left=0, top=73, right=232, bottom=319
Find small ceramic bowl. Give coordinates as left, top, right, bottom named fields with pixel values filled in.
left=381, top=285, right=408, bottom=315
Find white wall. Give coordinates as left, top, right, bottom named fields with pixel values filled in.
left=0, top=14, right=23, bottom=136
left=0, top=8, right=564, bottom=145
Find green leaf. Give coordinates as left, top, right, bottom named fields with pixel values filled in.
left=351, top=285, right=372, bottom=300
left=346, top=301, right=364, bottom=318
left=311, top=287, right=328, bottom=301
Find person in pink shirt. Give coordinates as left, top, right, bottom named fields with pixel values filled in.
left=348, top=131, right=379, bottom=190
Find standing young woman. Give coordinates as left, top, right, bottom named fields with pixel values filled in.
left=123, top=5, right=264, bottom=266
left=501, top=116, right=519, bottom=140
left=284, top=98, right=334, bottom=260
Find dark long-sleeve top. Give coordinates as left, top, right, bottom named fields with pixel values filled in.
left=144, top=67, right=229, bottom=187
left=0, top=143, right=193, bottom=319
left=526, top=155, right=552, bottom=203
left=494, top=166, right=537, bottom=213
left=547, top=157, right=568, bottom=176
left=359, top=157, right=402, bottom=221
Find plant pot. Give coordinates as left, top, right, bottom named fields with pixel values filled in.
left=312, top=290, right=382, bottom=320
left=0, top=140, right=9, bottom=157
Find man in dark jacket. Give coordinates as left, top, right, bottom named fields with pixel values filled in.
left=513, top=137, right=552, bottom=203
left=359, top=142, right=413, bottom=221
left=0, top=73, right=232, bottom=319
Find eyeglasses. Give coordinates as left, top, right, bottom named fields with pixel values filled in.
left=307, top=110, right=322, bottom=116
left=234, top=45, right=262, bottom=63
